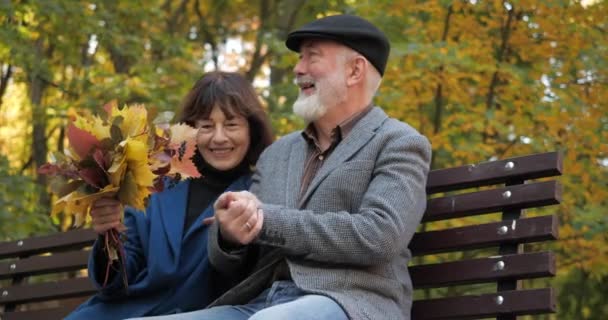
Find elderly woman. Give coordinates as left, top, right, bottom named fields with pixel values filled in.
left=66, top=71, right=274, bottom=319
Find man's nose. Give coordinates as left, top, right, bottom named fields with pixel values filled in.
left=293, top=59, right=306, bottom=75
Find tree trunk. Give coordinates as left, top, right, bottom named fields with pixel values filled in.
left=432, top=5, right=453, bottom=135
left=108, top=45, right=134, bottom=74
left=246, top=0, right=269, bottom=82
left=30, top=73, right=50, bottom=211
left=194, top=0, right=222, bottom=69
left=483, top=5, right=516, bottom=144
left=29, top=38, right=52, bottom=212
left=430, top=5, right=453, bottom=170
left=0, top=64, right=12, bottom=109
left=267, top=0, right=307, bottom=112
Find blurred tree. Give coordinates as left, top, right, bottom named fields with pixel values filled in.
left=0, top=154, right=54, bottom=240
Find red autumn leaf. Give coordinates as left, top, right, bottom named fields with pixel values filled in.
left=78, top=167, right=108, bottom=190
left=38, top=163, right=60, bottom=175
left=92, top=148, right=111, bottom=171
left=67, top=123, right=101, bottom=159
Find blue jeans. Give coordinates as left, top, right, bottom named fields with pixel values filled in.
left=127, top=281, right=348, bottom=320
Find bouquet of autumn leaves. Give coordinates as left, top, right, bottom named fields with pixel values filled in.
left=38, top=101, right=200, bottom=287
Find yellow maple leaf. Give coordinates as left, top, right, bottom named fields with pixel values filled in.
left=118, top=170, right=150, bottom=211
left=108, top=152, right=127, bottom=187
left=123, top=139, right=155, bottom=185
left=110, top=103, right=149, bottom=141
left=52, top=192, right=88, bottom=217
left=73, top=114, right=110, bottom=142
left=53, top=185, right=119, bottom=226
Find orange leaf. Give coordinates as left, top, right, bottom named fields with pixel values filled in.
left=168, top=123, right=201, bottom=179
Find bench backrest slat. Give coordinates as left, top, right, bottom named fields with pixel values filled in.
left=0, top=250, right=89, bottom=280
left=410, top=251, right=555, bottom=288
left=412, top=288, right=556, bottom=319
left=424, top=181, right=561, bottom=222
left=427, top=151, right=562, bottom=193
left=410, top=215, right=558, bottom=256
left=0, top=229, right=96, bottom=260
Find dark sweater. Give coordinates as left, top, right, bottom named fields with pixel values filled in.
left=184, top=152, right=250, bottom=231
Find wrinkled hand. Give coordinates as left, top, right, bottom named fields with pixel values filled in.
left=90, top=197, right=126, bottom=235
left=213, top=191, right=263, bottom=246
left=204, top=191, right=261, bottom=225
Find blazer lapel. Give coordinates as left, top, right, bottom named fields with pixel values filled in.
left=158, top=179, right=189, bottom=258
left=286, top=138, right=307, bottom=208
left=298, top=107, right=388, bottom=208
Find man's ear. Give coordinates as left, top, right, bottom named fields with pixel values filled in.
left=346, top=56, right=366, bottom=87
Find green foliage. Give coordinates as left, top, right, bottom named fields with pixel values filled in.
left=557, top=269, right=608, bottom=319
left=0, top=155, right=54, bottom=241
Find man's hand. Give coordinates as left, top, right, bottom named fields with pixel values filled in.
left=90, top=197, right=126, bottom=235
left=213, top=191, right=264, bottom=246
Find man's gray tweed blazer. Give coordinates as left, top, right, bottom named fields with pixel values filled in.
left=208, top=107, right=432, bottom=320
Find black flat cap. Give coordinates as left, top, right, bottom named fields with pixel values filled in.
left=286, top=14, right=390, bottom=76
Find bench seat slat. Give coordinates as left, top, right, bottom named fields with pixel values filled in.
left=424, top=181, right=562, bottom=222
left=410, top=252, right=555, bottom=288
left=0, top=229, right=96, bottom=260
left=0, top=250, right=90, bottom=280
left=427, top=151, right=562, bottom=193
left=410, top=215, right=558, bottom=256
left=3, top=307, right=72, bottom=320
left=412, top=288, right=556, bottom=319
left=2, top=302, right=84, bottom=320
left=0, top=277, right=95, bottom=305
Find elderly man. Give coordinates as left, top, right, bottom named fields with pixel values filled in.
left=134, top=14, right=431, bottom=320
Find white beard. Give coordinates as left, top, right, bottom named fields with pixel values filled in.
left=293, top=70, right=347, bottom=123
left=293, top=91, right=327, bottom=123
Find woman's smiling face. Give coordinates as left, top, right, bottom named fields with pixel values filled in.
left=195, top=106, right=250, bottom=171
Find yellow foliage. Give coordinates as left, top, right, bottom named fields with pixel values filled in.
left=357, top=0, right=608, bottom=283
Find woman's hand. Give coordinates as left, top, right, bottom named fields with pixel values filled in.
left=90, top=197, right=126, bottom=235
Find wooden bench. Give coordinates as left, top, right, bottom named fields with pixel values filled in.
left=0, top=151, right=562, bottom=320
left=0, top=228, right=97, bottom=320
left=410, top=151, right=561, bottom=319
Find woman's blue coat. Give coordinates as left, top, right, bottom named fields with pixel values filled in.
left=66, top=176, right=250, bottom=319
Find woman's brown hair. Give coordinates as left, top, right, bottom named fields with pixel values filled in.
left=179, top=71, right=274, bottom=168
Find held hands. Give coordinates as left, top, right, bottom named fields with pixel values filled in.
left=90, top=197, right=127, bottom=235
left=213, top=191, right=264, bottom=246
